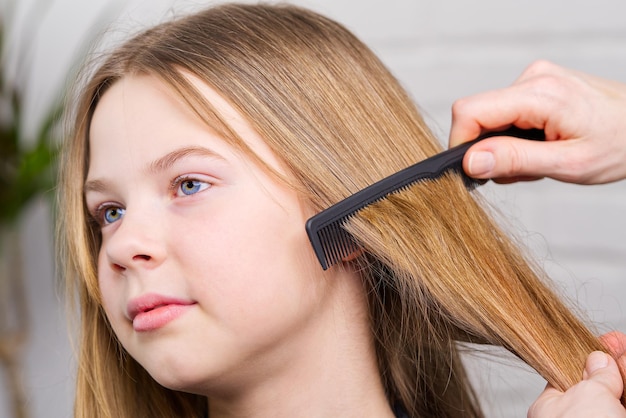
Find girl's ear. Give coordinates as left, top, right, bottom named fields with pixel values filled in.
left=341, top=249, right=364, bottom=263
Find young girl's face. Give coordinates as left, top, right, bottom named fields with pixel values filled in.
left=85, top=74, right=339, bottom=394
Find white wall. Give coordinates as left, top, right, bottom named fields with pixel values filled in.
left=3, top=0, right=625, bottom=416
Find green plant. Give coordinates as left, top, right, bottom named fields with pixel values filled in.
left=0, top=20, right=62, bottom=228
left=0, top=4, right=66, bottom=417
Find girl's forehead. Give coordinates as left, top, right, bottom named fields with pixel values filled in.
left=87, top=73, right=290, bottom=180
left=181, top=72, right=288, bottom=172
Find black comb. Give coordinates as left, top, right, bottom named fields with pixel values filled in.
left=305, top=127, right=545, bottom=270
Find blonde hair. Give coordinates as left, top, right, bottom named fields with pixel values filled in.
left=57, top=3, right=612, bottom=417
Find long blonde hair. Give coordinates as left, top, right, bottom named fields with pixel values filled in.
left=58, top=3, right=611, bottom=417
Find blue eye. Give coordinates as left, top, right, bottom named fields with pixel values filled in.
left=103, top=207, right=125, bottom=224
left=177, top=179, right=209, bottom=196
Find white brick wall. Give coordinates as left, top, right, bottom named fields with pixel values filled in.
left=4, top=0, right=625, bottom=416
left=305, top=2, right=626, bottom=414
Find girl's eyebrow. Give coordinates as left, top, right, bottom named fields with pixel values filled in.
left=83, top=178, right=108, bottom=194
left=84, top=146, right=225, bottom=194
left=148, top=145, right=225, bottom=174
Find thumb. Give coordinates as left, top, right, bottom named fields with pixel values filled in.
left=584, top=351, right=624, bottom=400
left=463, top=137, right=564, bottom=181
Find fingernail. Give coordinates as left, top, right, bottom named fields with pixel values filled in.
left=467, top=151, right=495, bottom=176
left=587, top=351, right=609, bottom=373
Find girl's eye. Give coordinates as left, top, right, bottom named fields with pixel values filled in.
left=102, top=206, right=125, bottom=224
left=176, top=179, right=210, bottom=196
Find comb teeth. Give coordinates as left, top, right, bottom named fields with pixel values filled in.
left=308, top=217, right=358, bottom=270
left=308, top=171, right=482, bottom=270
left=305, top=127, right=545, bottom=270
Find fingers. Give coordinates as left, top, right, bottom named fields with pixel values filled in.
left=449, top=60, right=626, bottom=184
left=601, top=331, right=626, bottom=358
left=600, top=331, right=626, bottom=384
left=449, top=60, right=572, bottom=148
left=462, top=136, right=569, bottom=182
left=528, top=352, right=626, bottom=418
left=448, top=85, right=553, bottom=148
left=514, top=60, right=571, bottom=84
left=583, top=351, right=624, bottom=400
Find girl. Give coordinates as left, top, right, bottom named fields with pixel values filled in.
left=58, top=3, right=622, bottom=417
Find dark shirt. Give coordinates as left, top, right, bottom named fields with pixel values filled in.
left=393, top=402, right=410, bottom=418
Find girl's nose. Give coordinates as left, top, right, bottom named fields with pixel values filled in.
left=103, top=208, right=167, bottom=272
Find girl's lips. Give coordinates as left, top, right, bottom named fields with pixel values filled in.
left=127, top=293, right=196, bottom=332
left=132, top=304, right=195, bottom=332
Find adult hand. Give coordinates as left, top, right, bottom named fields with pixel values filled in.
left=602, top=331, right=626, bottom=378
left=449, top=60, right=626, bottom=184
left=528, top=351, right=626, bottom=418
left=528, top=331, right=626, bottom=418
